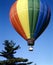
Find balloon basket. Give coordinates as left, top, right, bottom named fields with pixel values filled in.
left=28, top=46, right=33, bottom=51
left=27, top=39, right=34, bottom=51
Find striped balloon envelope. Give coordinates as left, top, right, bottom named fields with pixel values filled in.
left=10, top=0, right=51, bottom=51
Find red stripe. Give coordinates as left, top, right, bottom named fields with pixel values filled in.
left=10, top=2, right=27, bottom=40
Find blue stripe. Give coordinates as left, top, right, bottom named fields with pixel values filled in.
left=33, top=1, right=44, bottom=38
left=33, top=2, right=49, bottom=39
left=35, top=7, right=51, bottom=40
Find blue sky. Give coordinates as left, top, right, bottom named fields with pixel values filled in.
left=0, top=0, right=53, bottom=65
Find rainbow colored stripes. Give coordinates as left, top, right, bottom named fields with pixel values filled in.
left=16, top=0, right=40, bottom=39
left=10, top=2, right=27, bottom=40
left=16, top=0, right=30, bottom=38
left=10, top=0, right=51, bottom=41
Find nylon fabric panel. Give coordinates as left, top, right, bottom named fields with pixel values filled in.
left=32, top=0, right=40, bottom=36
left=10, top=2, right=27, bottom=40
left=16, top=0, right=30, bottom=39
left=33, top=2, right=44, bottom=39
left=28, top=0, right=33, bottom=38
left=34, top=3, right=48, bottom=39
left=35, top=6, right=51, bottom=40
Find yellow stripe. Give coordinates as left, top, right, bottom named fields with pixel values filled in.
left=16, top=0, right=30, bottom=38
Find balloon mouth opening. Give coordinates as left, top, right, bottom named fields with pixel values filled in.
left=27, top=39, right=35, bottom=51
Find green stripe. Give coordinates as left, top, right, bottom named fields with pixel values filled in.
left=32, top=0, right=40, bottom=36
left=28, top=0, right=33, bottom=38
left=28, top=0, right=40, bottom=38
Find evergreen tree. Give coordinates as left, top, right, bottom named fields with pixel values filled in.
left=0, top=40, right=32, bottom=65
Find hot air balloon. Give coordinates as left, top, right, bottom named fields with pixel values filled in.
left=9, top=0, right=51, bottom=51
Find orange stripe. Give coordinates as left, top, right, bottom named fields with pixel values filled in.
left=10, top=2, right=27, bottom=40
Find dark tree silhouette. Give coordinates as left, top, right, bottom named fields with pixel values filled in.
left=0, top=40, right=32, bottom=65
